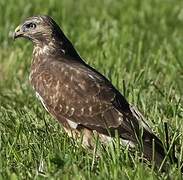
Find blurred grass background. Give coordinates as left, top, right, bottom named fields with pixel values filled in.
left=0, top=0, right=183, bottom=179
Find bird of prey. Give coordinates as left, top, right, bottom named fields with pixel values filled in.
left=13, top=15, right=175, bottom=168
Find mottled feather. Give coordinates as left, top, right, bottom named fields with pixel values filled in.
left=14, top=15, right=178, bottom=169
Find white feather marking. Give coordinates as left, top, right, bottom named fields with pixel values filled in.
left=70, top=107, right=75, bottom=116
left=121, top=139, right=135, bottom=148
left=67, top=119, right=78, bottom=129
left=98, top=134, right=113, bottom=144
left=70, top=76, right=73, bottom=81
left=42, top=45, right=50, bottom=54
left=130, top=105, right=152, bottom=133
left=88, top=74, right=95, bottom=80
left=118, top=116, right=123, bottom=122
left=78, top=83, right=85, bottom=90
left=55, top=81, right=60, bottom=90
left=89, top=106, right=92, bottom=113
left=61, top=49, right=65, bottom=54
left=65, top=106, right=69, bottom=113
left=65, top=84, right=69, bottom=89
left=97, top=133, right=135, bottom=148
left=76, top=70, right=80, bottom=74
left=81, top=108, right=84, bottom=115
left=36, top=92, right=49, bottom=112
left=59, top=104, right=62, bottom=111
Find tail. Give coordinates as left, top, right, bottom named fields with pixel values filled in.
left=142, top=129, right=166, bottom=168
left=129, top=105, right=178, bottom=170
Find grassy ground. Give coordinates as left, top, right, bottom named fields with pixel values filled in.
left=0, top=0, right=183, bottom=179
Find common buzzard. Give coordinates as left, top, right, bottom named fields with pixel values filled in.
left=13, top=15, right=175, bottom=168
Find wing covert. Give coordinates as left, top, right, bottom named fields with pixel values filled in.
left=33, top=58, right=131, bottom=129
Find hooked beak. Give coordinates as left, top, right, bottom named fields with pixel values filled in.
left=13, top=25, right=23, bottom=40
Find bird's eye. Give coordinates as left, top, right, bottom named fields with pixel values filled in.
left=26, top=23, right=36, bottom=29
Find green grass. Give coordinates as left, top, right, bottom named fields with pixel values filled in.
left=0, top=0, right=183, bottom=179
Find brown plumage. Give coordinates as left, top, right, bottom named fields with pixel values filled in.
left=13, top=15, right=175, bottom=168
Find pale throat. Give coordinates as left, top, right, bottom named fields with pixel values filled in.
left=33, top=41, right=56, bottom=56
left=29, top=41, right=56, bottom=84
left=30, top=39, right=65, bottom=73
left=32, top=37, right=65, bottom=58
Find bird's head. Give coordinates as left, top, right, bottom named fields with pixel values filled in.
left=13, top=15, right=62, bottom=45
left=14, top=15, right=81, bottom=58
